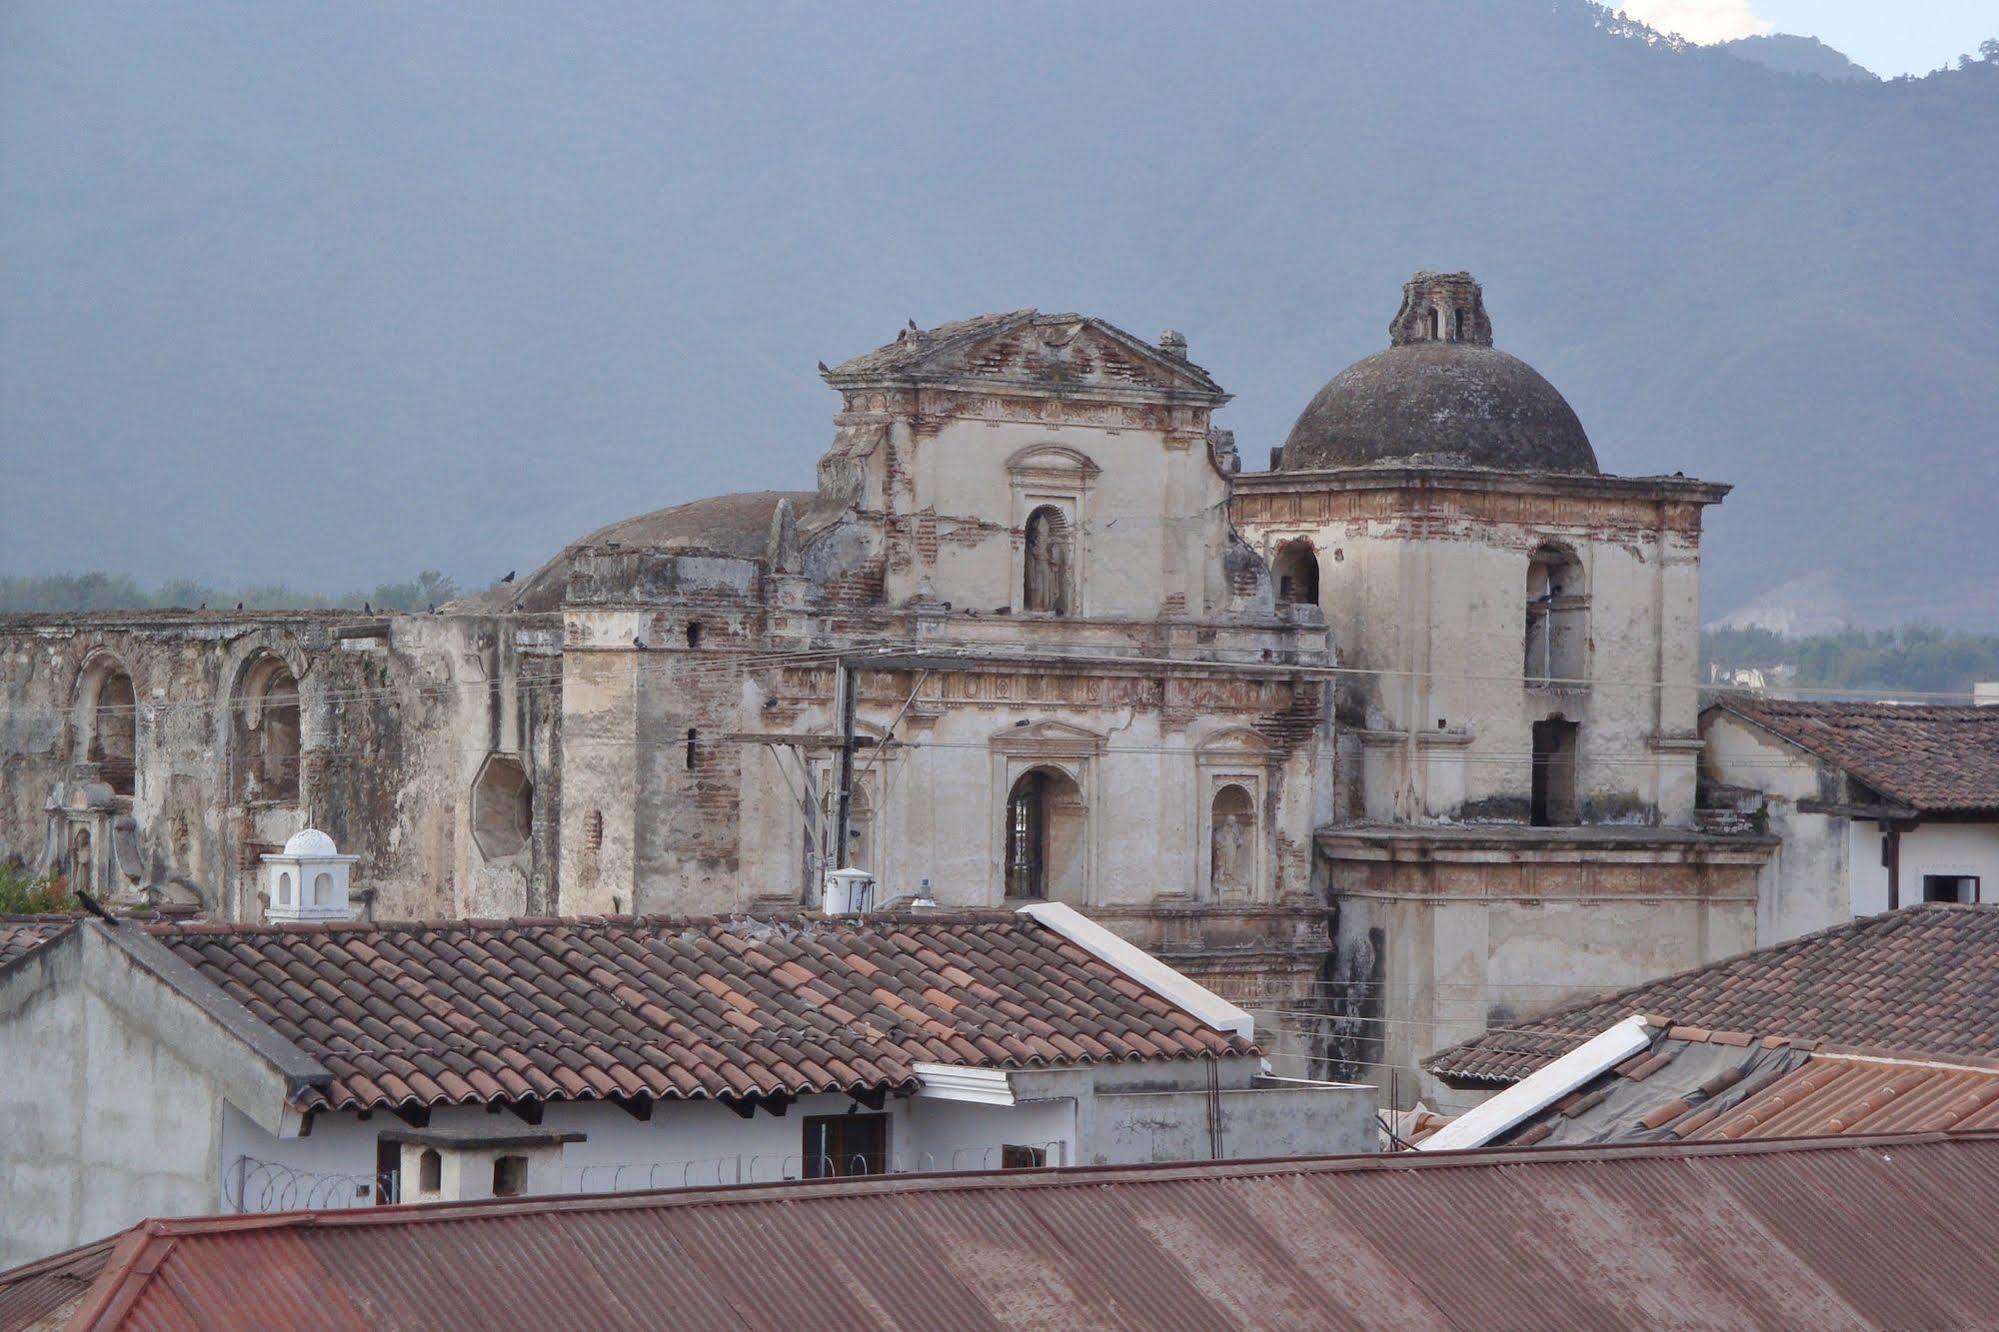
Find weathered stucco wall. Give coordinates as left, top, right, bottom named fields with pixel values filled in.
left=1316, top=829, right=1764, bottom=1111
left=0, top=612, right=560, bottom=923
left=1233, top=474, right=1716, bottom=831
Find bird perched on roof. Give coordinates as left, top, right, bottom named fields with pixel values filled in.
left=817, top=360, right=830, bottom=373
left=634, top=637, right=650, bottom=651
left=501, top=570, right=516, bottom=583
left=363, top=601, right=371, bottom=614
left=236, top=602, right=243, bottom=611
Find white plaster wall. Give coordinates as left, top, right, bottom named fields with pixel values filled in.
left=1086, top=1084, right=1376, bottom=1163
left=1852, top=821, right=1999, bottom=918
left=1, top=937, right=232, bottom=1267
left=1701, top=714, right=1850, bottom=943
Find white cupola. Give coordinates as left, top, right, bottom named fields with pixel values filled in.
left=262, top=828, right=359, bottom=923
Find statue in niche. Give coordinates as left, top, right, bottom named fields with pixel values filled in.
left=1023, top=507, right=1071, bottom=614
left=1211, top=813, right=1249, bottom=892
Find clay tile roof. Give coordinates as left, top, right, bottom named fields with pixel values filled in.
left=1711, top=697, right=1999, bottom=814
left=0, top=916, right=77, bottom=969
left=1427, top=904, right=1999, bottom=1087
left=140, top=911, right=1251, bottom=1112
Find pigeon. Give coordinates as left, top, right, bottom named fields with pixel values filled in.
left=817, top=360, right=830, bottom=373
left=236, top=602, right=244, bottom=611
left=198, top=602, right=206, bottom=610
left=363, top=601, right=371, bottom=614
left=634, top=637, right=650, bottom=651
left=513, top=598, right=525, bottom=612
left=501, top=570, right=516, bottom=583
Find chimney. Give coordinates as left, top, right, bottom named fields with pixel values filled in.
left=384, top=1126, right=584, bottom=1204
left=262, top=828, right=359, bottom=923
left=822, top=866, right=876, bottom=916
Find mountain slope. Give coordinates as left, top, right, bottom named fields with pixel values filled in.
left=1, top=0, right=1994, bottom=625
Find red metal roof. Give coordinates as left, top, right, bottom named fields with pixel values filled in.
left=17, top=1133, right=1999, bottom=1331
left=144, top=910, right=1249, bottom=1112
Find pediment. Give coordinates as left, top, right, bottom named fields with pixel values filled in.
left=989, top=718, right=1107, bottom=756
left=825, top=312, right=1226, bottom=403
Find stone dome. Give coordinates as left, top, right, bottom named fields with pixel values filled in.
left=1279, top=273, right=1598, bottom=475
left=282, top=828, right=340, bottom=858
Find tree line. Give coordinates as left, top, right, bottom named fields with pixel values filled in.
left=0, top=571, right=464, bottom=615
left=1702, top=624, right=1999, bottom=698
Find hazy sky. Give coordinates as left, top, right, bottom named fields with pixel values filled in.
left=1623, top=0, right=1994, bottom=73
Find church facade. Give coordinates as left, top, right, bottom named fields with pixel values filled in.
left=0, top=276, right=1770, bottom=1097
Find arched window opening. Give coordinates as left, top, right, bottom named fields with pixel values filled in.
left=1531, top=719, right=1580, bottom=827
left=1524, top=546, right=1588, bottom=685
left=418, top=1149, right=442, bottom=1194
left=1004, top=767, right=1085, bottom=903
left=685, top=622, right=702, bottom=650
left=88, top=668, right=138, bottom=796
left=312, top=871, right=333, bottom=906
left=1272, top=540, right=1319, bottom=606
left=277, top=871, right=293, bottom=906
left=1209, top=785, right=1256, bottom=895
left=1022, top=506, right=1073, bottom=615
left=233, top=657, right=300, bottom=803
left=1427, top=307, right=1440, bottom=340
left=1454, top=308, right=1467, bottom=341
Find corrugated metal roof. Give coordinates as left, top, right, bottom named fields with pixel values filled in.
left=0, top=1233, right=117, bottom=1332
left=27, top=1132, right=1999, bottom=1331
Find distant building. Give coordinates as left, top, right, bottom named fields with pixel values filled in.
left=9, top=1132, right=1998, bottom=1331
left=0, top=902, right=1369, bottom=1267
left=1700, top=698, right=1999, bottom=942
left=1421, top=902, right=1999, bottom=1143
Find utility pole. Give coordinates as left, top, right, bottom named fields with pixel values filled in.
left=831, top=656, right=859, bottom=875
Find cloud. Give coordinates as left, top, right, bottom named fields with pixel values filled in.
left=1617, top=0, right=1774, bottom=45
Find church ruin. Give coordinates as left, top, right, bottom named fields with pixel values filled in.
left=0, top=275, right=1773, bottom=1094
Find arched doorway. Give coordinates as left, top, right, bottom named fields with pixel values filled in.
left=1004, top=767, right=1086, bottom=903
